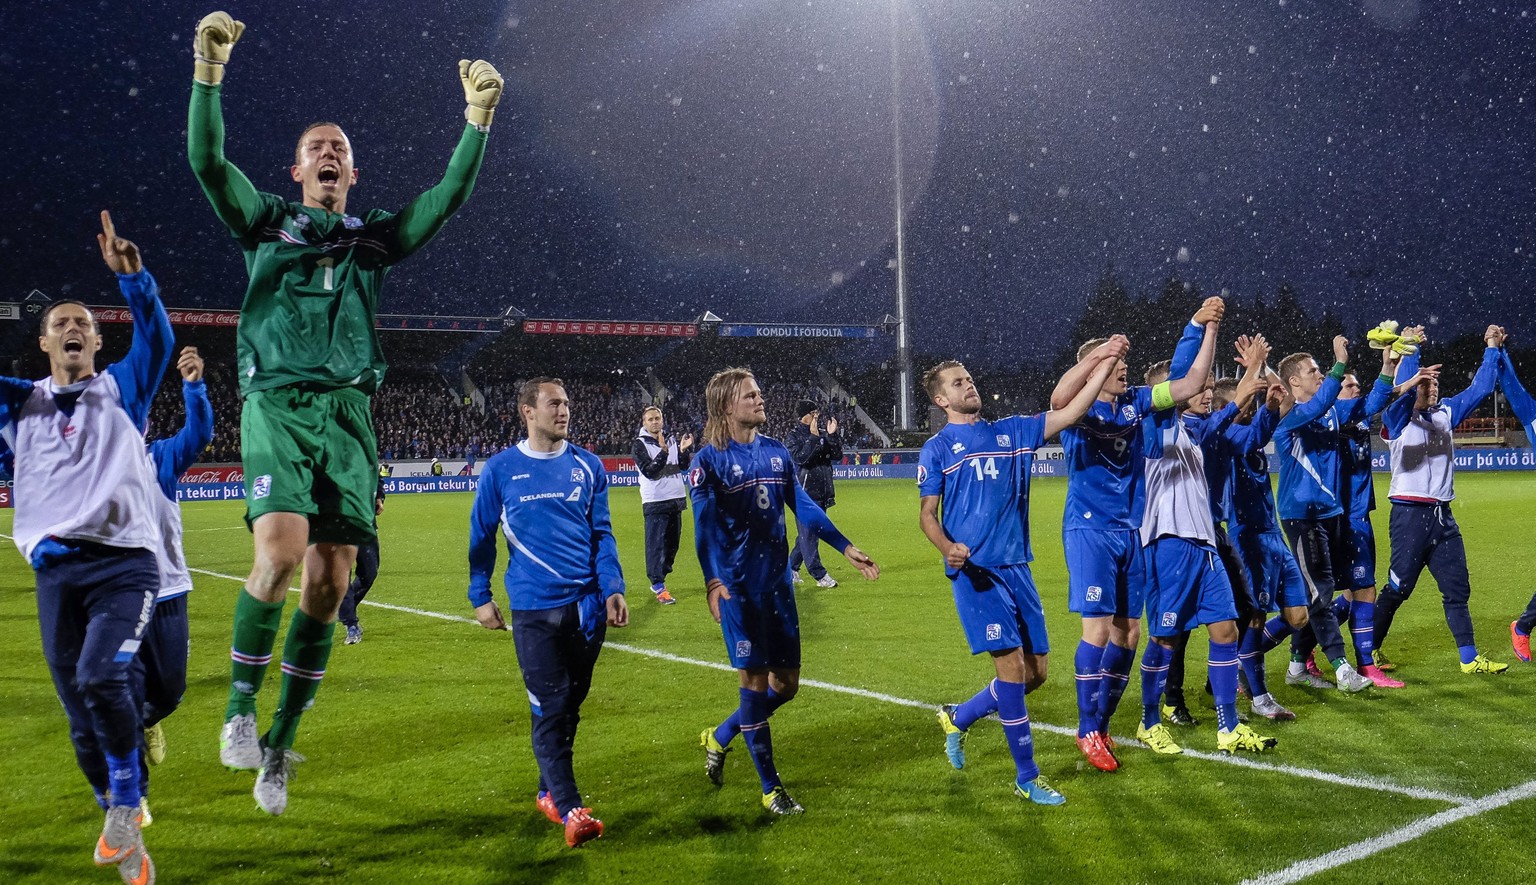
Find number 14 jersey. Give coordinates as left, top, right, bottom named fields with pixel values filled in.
left=918, top=414, right=1047, bottom=573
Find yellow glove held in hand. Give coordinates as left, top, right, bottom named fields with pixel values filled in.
left=193, top=11, right=245, bottom=84
left=459, top=59, right=504, bottom=128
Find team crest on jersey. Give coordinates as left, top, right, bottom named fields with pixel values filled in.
left=771, top=456, right=784, bottom=471
left=1161, top=611, right=1177, bottom=628
left=1086, top=585, right=1103, bottom=603
left=253, top=474, right=272, bottom=500
left=1121, top=404, right=1137, bottom=421
left=916, top=465, right=928, bottom=484
left=687, top=466, right=704, bottom=487
left=1258, top=591, right=1271, bottom=606
left=735, top=640, right=752, bottom=658
left=950, top=442, right=965, bottom=454
left=985, top=623, right=1002, bottom=641
left=343, top=215, right=363, bottom=230
left=292, top=214, right=310, bottom=229
left=731, top=464, right=744, bottom=477
left=570, top=467, right=586, bottom=483
left=996, top=434, right=1010, bottom=447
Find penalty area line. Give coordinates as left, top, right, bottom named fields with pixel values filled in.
left=1239, top=779, right=1536, bottom=885
left=178, top=561, right=1473, bottom=806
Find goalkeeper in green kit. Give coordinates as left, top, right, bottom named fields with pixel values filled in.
left=187, top=10, right=502, bottom=814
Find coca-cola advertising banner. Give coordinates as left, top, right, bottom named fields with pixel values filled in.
left=179, top=466, right=243, bottom=483
left=0, top=480, right=10, bottom=509
left=92, top=307, right=241, bottom=327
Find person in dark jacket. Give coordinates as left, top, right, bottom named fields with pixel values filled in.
left=632, top=405, right=693, bottom=604
left=789, top=400, right=843, bottom=587
left=339, top=475, right=387, bottom=644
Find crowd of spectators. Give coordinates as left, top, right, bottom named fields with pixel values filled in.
left=142, top=364, right=877, bottom=463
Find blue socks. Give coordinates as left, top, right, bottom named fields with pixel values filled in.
left=1350, top=600, right=1376, bottom=666
left=1238, top=628, right=1269, bottom=698
left=953, top=679, right=999, bottom=731
left=994, top=678, right=1038, bottom=783
left=105, top=750, right=142, bottom=808
left=1097, top=642, right=1135, bottom=733
left=1208, top=640, right=1240, bottom=733
left=736, top=688, right=780, bottom=792
left=1074, top=641, right=1106, bottom=737
left=1140, top=642, right=1172, bottom=729
left=1458, top=645, right=1479, bottom=665
left=715, top=686, right=789, bottom=747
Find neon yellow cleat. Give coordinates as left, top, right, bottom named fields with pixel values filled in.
left=1461, top=655, right=1509, bottom=674
left=1217, top=724, right=1278, bottom=754
left=1135, top=722, right=1183, bottom=755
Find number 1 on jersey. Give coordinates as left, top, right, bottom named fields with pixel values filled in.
left=969, top=457, right=999, bottom=481
left=317, top=257, right=335, bottom=291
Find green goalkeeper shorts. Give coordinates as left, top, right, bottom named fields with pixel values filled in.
left=241, top=386, right=378, bottom=545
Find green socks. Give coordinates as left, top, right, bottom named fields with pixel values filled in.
left=225, top=589, right=283, bottom=720
left=265, top=608, right=336, bottom=751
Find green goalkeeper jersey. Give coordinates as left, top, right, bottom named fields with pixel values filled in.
left=188, top=81, right=487, bottom=396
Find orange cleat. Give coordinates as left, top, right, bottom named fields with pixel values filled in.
left=563, top=807, right=604, bottom=847
left=1075, top=731, right=1119, bottom=772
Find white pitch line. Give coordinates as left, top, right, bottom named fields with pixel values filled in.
left=180, top=564, right=1472, bottom=805
left=1240, top=779, right=1536, bottom=885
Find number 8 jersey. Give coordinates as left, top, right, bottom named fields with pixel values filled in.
left=918, top=414, right=1047, bottom=574
left=690, top=435, right=851, bottom=595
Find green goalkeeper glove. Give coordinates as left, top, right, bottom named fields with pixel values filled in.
left=459, top=59, right=504, bottom=128
left=193, top=11, right=244, bottom=84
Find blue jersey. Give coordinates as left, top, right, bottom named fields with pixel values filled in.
left=147, top=380, right=214, bottom=502
left=689, top=434, right=851, bottom=595
left=1186, top=402, right=1281, bottom=527
left=1498, top=351, right=1536, bottom=439
left=468, top=441, right=624, bottom=611
left=1340, top=378, right=1394, bottom=519
left=917, top=414, right=1047, bottom=572
left=1273, top=375, right=1353, bottom=520
left=1060, top=386, right=1157, bottom=532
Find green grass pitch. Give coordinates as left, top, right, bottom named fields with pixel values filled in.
left=3, top=474, right=1535, bottom=884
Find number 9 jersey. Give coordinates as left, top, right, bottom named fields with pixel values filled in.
left=918, top=414, right=1047, bottom=575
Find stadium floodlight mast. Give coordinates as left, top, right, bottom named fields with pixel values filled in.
left=889, top=0, right=915, bottom=433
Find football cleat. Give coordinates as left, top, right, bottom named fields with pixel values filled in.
left=1511, top=622, right=1531, bottom=664
left=144, top=722, right=166, bottom=766
left=1013, top=776, right=1066, bottom=807
left=1366, top=321, right=1401, bottom=350
left=790, top=572, right=803, bottom=586
left=815, top=575, right=838, bottom=589
left=219, top=713, right=262, bottom=771
left=344, top=623, right=363, bottom=645
left=1075, top=732, right=1119, bottom=772
left=1161, top=703, right=1198, bottom=727
left=1285, top=669, right=1333, bottom=689
left=1335, top=661, right=1372, bottom=693
left=1135, top=722, right=1183, bottom=755
left=700, top=728, right=730, bottom=786
left=1304, top=652, right=1327, bottom=680
left=95, top=804, right=155, bottom=884
left=936, top=704, right=967, bottom=770
left=536, top=790, right=562, bottom=825
left=254, top=745, right=304, bottom=816
left=1461, top=655, right=1509, bottom=675
left=563, top=807, right=605, bottom=846
left=761, top=785, right=805, bottom=815
left=1249, top=693, right=1297, bottom=721
left=139, top=797, right=153, bottom=829
left=654, top=589, right=677, bottom=605
left=1373, top=647, right=1397, bottom=671
left=1360, top=664, right=1405, bottom=688
left=1217, top=724, right=1278, bottom=755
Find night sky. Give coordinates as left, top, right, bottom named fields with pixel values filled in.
left=1, top=0, right=1531, bottom=366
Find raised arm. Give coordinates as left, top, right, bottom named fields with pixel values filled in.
left=97, top=212, right=173, bottom=431
left=147, top=349, right=216, bottom=498
left=1050, top=334, right=1129, bottom=410
left=1169, top=297, right=1225, bottom=378
left=1498, top=350, right=1536, bottom=432
left=1044, top=345, right=1122, bottom=439
left=188, top=12, right=265, bottom=235
left=1165, top=298, right=1225, bottom=403
left=1443, top=327, right=1504, bottom=425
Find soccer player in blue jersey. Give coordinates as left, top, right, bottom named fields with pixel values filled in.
left=1137, top=341, right=1279, bottom=755
left=921, top=347, right=1122, bottom=801
left=133, top=346, right=216, bottom=819
left=692, top=368, right=880, bottom=815
left=1498, top=349, right=1536, bottom=662
left=1047, top=298, right=1225, bottom=766
left=468, top=378, right=628, bottom=848
left=1272, top=337, right=1376, bottom=693
left=1308, top=345, right=1406, bottom=688
left=1371, top=327, right=1508, bottom=673
left=1, top=213, right=172, bottom=885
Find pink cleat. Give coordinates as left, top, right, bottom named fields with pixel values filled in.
left=1360, top=664, right=1404, bottom=689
